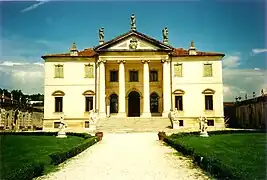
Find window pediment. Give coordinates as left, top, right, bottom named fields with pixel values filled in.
left=202, top=88, right=215, bottom=94
left=83, top=90, right=95, bottom=96
left=52, top=90, right=65, bottom=96
left=173, top=89, right=185, bottom=95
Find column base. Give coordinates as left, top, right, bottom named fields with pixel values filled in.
left=141, top=112, right=151, bottom=118
left=117, top=112, right=126, bottom=118
left=162, top=111, right=170, bottom=118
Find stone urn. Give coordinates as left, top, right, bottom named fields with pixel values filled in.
left=158, top=131, right=166, bottom=141
left=95, top=132, right=103, bottom=141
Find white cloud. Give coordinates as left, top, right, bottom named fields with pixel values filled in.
left=252, top=48, right=267, bottom=54
left=0, top=61, right=44, bottom=94
left=223, top=68, right=267, bottom=101
left=222, top=55, right=241, bottom=68
left=20, top=1, right=49, bottom=13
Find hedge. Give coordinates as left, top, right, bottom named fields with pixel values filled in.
left=2, top=161, right=45, bottom=180
left=49, top=136, right=98, bottom=165
left=0, top=132, right=92, bottom=139
left=164, top=130, right=266, bottom=180
left=1, top=132, right=95, bottom=180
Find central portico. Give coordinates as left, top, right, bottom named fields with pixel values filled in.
left=95, top=41, right=172, bottom=118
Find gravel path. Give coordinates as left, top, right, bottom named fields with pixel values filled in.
left=36, top=133, right=210, bottom=180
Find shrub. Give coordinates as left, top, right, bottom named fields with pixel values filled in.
left=49, top=137, right=97, bottom=165
left=3, top=161, right=44, bottom=180
left=163, top=130, right=264, bottom=179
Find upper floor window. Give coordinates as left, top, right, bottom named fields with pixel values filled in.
left=174, top=63, right=182, bottom=77
left=130, top=71, right=138, bottom=82
left=110, top=71, right=119, bottom=82
left=85, top=64, right=94, bottom=78
left=54, top=65, right=64, bottom=78
left=203, top=64, right=212, bottom=77
left=149, top=70, right=158, bottom=82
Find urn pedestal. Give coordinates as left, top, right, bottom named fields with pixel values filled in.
left=172, top=120, right=179, bottom=129
left=199, top=131, right=209, bottom=137
left=57, top=131, right=67, bottom=138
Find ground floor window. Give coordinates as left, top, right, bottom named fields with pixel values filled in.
left=54, top=122, right=60, bottom=128
left=175, top=96, right=183, bottom=111
left=207, top=119, right=214, bottom=126
left=85, top=97, right=93, bottom=112
left=85, top=121, right=90, bottom=128
left=179, top=120, right=184, bottom=126
left=55, top=97, right=63, bottom=112
left=205, top=95, right=213, bottom=110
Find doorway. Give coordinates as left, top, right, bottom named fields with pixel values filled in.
left=128, top=91, right=140, bottom=117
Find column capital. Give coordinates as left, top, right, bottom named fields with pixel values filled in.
left=97, top=59, right=106, bottom=64
left=141, top=60, right=150, bottom=64
left=161, top=59, right=171, bottom=63
left=117, top=60, right=126, bottom=64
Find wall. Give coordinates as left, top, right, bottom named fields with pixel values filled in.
left=44, top=58, right=96, bottom=120
left=171, top=56, right=224, bottom=128
left=234, top=95, right=266, bottom=129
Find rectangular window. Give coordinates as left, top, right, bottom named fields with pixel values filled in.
left=205, top=95, right=213, bottom=110
left=54, top=122, right=60, bottom=128
left=207, top=119, right=215, bottom=126
left=203, top=64, right=212, bottom=77
left=130, top=71, right=138, bottom=82
left=85, top=97, right=93, bottom=112
left=110, top=71, right=119, bottom=82
left=85, top=121, right=90, bottom=128
left=85, top=64, right=94, bottom=78
left=179, top=120, right=184, bottom=126
left=175, top=96, right=183, bottom=111
left=174, top=64, right=182, bottom=77
left=55, top=97, right=63, bottom=112
left=54, top=65, right=64, bottom=78
left=149, top=70, right=158, bottom=82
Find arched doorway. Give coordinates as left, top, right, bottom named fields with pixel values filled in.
left=110, top=94, right=118, bottom=113
left=150, top=92, right=159, bottom=113
left=128, top=91, right=140, bottom=117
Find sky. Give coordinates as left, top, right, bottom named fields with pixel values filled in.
left=0, top=0, right=266, bottom=102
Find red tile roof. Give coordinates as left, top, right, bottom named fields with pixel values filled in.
left=41, top=48, right=97, bottom=58
left=42, top=48, right=224, bottom=58
left=171, top=48, right=224, bottom=57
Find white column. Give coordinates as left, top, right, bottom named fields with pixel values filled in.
left=98, top=59, right=106, bottom=118
left=162, top=59, right=171, bottom=117
left=141, top=60, right=151, bottom=117
left=117, top=60, right=126, bottom=117
left=96, top=63, right=99, bottom=111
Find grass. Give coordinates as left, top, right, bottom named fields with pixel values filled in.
left=168, top=133, right=266, bottom=180
left=0, top=135, right=86, bottom=179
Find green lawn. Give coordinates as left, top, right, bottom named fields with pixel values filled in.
left=168, top=133, right=266, bottom=180
left=0, top=135, right=85, bottom=179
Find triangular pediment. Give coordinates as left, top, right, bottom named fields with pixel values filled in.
left=94, top=30, right=173, bottom=52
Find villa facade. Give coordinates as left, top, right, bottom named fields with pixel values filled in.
left=42, top=15, right=225, bottom=131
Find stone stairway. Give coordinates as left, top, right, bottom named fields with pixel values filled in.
left=96, top=117, right=175, bottom=133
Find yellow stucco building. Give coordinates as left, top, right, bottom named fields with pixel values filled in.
left=42, top=15, right=225, bottom=131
